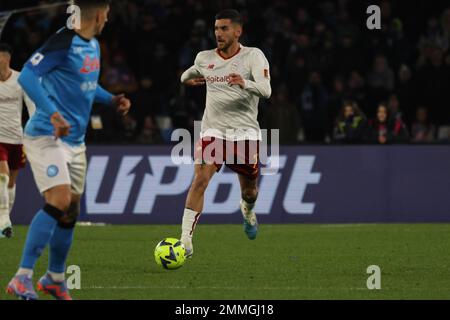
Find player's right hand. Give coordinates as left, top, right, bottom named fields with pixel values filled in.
left=50, top=112, right=71, bottom=138
left=184, top=77, right=206, bottom=86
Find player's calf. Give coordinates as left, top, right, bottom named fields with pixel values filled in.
left=240, top=190, right=259, bottom=240
left=181, top=208, right=199, bottom=258
left=0, top=173, right=12, bottom=238
left=181, top=164, right=217, bottom=258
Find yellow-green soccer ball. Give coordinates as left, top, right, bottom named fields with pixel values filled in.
left=154, top=238, right=186, bottom=270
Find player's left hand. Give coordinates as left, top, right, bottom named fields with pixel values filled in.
left=228, top=73, right=245, bottom=89
left=113, top=94, right=131, bottom=116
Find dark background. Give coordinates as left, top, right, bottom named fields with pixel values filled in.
left=1, top=0, right=449, bottom=145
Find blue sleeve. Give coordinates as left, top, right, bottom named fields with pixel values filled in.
left=25, top=27, right=73, bottom=77
left=18, top=66, right=58, bottom=115
left=19, top=28, right=74, bottom=115
left=95, top=85, right=114, bottom=105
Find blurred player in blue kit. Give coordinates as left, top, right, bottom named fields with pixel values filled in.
left=6, top=0, right=131, bottom=300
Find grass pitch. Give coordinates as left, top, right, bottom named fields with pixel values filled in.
left=1, top=224, right=450, bottom=300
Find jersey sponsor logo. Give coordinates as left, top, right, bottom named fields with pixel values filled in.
left=207, top=64, right=215, bottom=69
left=73, top=46, right=83, bottom=55
left=80, top=81, right=98, bottom=92
left=205, top=75, right=232, bottom=84
left=47, top=165, right=59, bottom=178
left=79, top=56, right=100, bottom=74
left=30, top=53, right=45, bottom=66
left=264, top=69, right=269, bottom=78
left=85, top=154, right=321, bottom=215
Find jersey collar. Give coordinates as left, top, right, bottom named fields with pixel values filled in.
left=216, top=43, right=243, bottom=60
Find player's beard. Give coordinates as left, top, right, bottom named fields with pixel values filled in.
left=217, top=39, right=233, bottom=53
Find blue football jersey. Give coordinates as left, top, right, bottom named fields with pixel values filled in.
left=21, top=27, right=112, bottom=146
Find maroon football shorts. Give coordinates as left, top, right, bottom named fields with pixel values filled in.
left=194, top=137, right=259, bottom=180
left=0, top=143, right=26, bottom=170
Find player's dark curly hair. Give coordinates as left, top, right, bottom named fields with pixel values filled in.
left=215, top=9, right=243, bottom=26
left=0, top=43, right=13, bottom=55
left=74, top=0, right=111, bottom=9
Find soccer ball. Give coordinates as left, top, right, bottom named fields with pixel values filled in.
left=154, top=238, right=186, bottom=270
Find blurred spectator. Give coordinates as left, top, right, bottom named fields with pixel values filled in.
left=333, top=101, right=367, bottom=143
left=416, top=46, right=450, bottom=125
left=396, top=64, right=415, bottom=123
left=265, top=85, right=301, bottom=144
left=333, top=33, right=363, bottom=75
left=137, top=116, right=162, bottom=144
left=299, top=71, right=328, bottom=142
left=101, top=51, right=138, bottom=94
left=367, top=55, right=395, bottom=112
left=368, top=55, right=395, bottom=92
left=327, top=76, right=349, bottom=136
left=366, top=103, right=409, bottom=144
left=347, top=70, right=367, bottom=114
left=411, top=107, right=436, bottom=143
left=387, top=94, right=404, bottom=121
left=120, top=114, right=138, bottom=143
left=285, top=54, right=308, bottom=101
left=132, top=76, right=157, bottom=127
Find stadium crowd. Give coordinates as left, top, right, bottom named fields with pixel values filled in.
left=2, top=0, right=450, bottom=144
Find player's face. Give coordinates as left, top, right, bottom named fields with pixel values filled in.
left=95, top=5, right=110, bottom=35
left=215, top=19, right=242, bottom=51
left=0, top=52, right=10, bottom=70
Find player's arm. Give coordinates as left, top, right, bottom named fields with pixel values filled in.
left=228, top=49, right=272, bottom=99
left=23, top=92, right=36, bottom=118
left=180, top=53, right=205, bottom=86
left=95, top=85, right=131, bottom=116
left=18, top=28, right=73, bottom=137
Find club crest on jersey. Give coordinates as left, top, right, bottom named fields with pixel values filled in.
left=47, top=165, right=59, bottom=178
left=80, top=56, right=100, bottom=74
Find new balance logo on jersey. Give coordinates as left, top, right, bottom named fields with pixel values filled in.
left=79, top=56, right=100, bottom=74
left=208, top=64, right=215, bottom=69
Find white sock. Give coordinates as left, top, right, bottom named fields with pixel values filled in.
left=0, top=174, right=10, bottom=229
left=181, top=208, right=200, bottom=249
left=240, top=199, right=255, bottom=218
left=8, top=185, right=15, bottom=215
left=48, top=271, right=65, bottom=283
left=16, top=268, right=33, bottom=278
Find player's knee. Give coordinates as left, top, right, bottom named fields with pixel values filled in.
left=67, top=201, right=80, bottom=220
left=58, top=201, right=80, bottom=229
left=45, top=186, right=73, bottom=212
left=49, top=193, right=72, bottom=212
left=242, top=189, right=258, bottom=203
